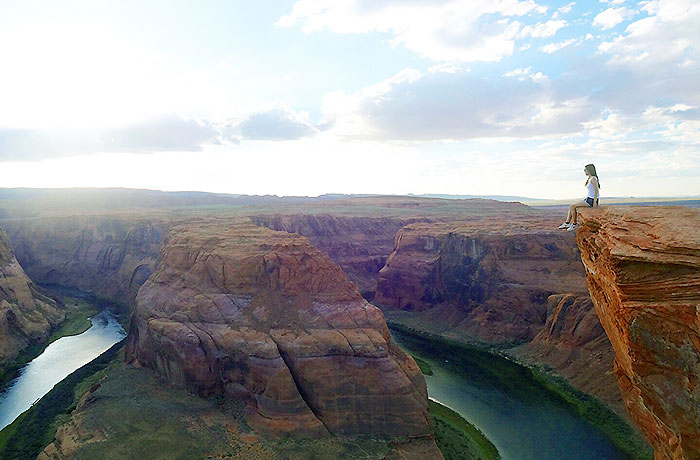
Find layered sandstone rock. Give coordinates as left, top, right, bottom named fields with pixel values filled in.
left=252, top=214, right=425, bottom=298
left=376, top=219, right=587, bottom=343
left=0, top=227, right=63, bottom=370
left=3, top=216, right=168, bottom=306
left=125, top=221, right=441, bottom=456
left=576, top=206, right=700, bottom=460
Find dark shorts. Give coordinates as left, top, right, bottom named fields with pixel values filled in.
left=585, top=197, right=596, bottom=207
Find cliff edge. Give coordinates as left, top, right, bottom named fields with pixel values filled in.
left=576, top=206, right=700, bottom=460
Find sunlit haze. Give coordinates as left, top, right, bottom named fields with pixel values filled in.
left=1, top=0, right=698, bottom=199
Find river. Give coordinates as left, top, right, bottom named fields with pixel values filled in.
left=391, top=328, right=631, bottom=460
left=0, top=308, right=126, bottom=430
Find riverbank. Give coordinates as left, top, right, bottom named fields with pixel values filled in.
left=0, top=341, right=489, bottom=460
left=430, top=400, right=500, bottom=460
left=0, top=286, right=101, bottom=392
left=389, top=322, right=653, bottom=460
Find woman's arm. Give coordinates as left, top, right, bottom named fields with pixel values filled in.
left=593, top=177, right=599, bottom=206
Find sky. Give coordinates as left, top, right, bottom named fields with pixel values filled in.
left=0, top=0, right=698, bottom=199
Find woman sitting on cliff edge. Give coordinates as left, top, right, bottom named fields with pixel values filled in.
left=559, top=164, right=600, bottom=232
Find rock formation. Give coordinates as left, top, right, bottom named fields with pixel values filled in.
left=252, top=214, right=425, bottom=299
left=3, top=216, right=168, bottom=306
left=0, top=227, right=63, bottom=371
left=516, top=294, right=621, bottom=412
left=125, top=220, right=442, bottom=456
left=375, top=219, right=588, bottom=343
left=576, top=206, right=700, bottom=460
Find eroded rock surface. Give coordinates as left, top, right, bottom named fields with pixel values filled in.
left=376, top=219, right=587, bottom=343
left=3, top=216, right=168, bottom=306
left=252, top=214, right=425, bottom=299
left=576, top=206, right=700, bottom=460
left=125, top=221, right=441, bottom=456
left=516, top=294, right=622, bottom=413
left=0, top=227, right=63, bottom=370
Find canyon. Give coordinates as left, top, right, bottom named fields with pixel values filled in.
left=2, top=192, right=696, bottom=460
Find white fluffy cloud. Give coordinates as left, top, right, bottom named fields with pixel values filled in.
left=593, top=6, right=635, bottom=29
left=595, top=0, right=700, bottom=114
left=322, top=66, right=595, bottom=141
left=540, top=38, right=578, bottom=53
left=519, top=19, right=568, bottom=38
left=232, top=105, right=320, bottom=141
left=277, top=0, right=549, bottom=62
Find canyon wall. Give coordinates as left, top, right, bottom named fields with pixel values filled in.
left=375, top=220, right=588, bottom=343
left=516, top=294, right=621, bottom=411
left=125, top=220, right=442, bottom=457
left=576, top=206, right=700, bottom=460
left=3, top=216, right=168, bottom=306
left=0, top=227, right=63, bottom=370
left=252, top=214, right=425, bottom=298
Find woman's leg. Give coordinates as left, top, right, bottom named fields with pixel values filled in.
left=570, top=200, right=590, bottom=224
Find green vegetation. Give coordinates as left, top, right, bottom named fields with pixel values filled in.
left=0, top=411, right=27, bottom=453
left=431, top=400, right=500, bottom=460
left=0, top=340, right=124, bottom=460
left=388, top=323, right=653, bottom=460
left=528, top=369, right=653, bottom=460
left=0, top=288, right=101, bottom=391
left=0, top=338, right=498, bottom=460
left=412, top=355, right=434, bottom=375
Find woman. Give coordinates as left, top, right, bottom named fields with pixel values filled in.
left=559, top=164, right=600, bottom=231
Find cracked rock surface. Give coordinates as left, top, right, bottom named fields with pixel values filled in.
left=125, top=220, right=438, bottom=453
left=576, top=206, right=700, bottom=460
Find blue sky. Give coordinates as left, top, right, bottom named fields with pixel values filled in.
left=0, top=0, right=698, bottom=198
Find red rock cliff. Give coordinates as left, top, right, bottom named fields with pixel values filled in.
left=376, top=219, right=587, bottom=343
left=0, top=227, right=63, bottom=370
left=576, top=206, right=700, bottom=460
left=252, top=214, right=426, bottom=298
left=3, top=216, right=167, bottom=306
left=125, top=221, right=441, bottom=457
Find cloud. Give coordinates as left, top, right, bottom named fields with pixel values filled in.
left=593, top=6, right=635, bottom=29
left=277, top=0, right=549, bottom=62
left=519, top=19, right=568, bottom=38
left=504, top=67, right=549, bottom=83
left=594, top=0, right=700, bottom=113
left=103, top=115, right=219, bottom=152
left=0, top=106, right=325, bottom=160
left=540, top=38, right=578, bottom=53
left=0, top=115, right=219, bottom=160
left=234, top=105, right=319, bottom=141
left=558, top=2, right=576, bottom=15
left=322, top=66, right=595, bottom=141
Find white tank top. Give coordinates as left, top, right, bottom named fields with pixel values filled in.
left=586, top=178, right=597, bottom=198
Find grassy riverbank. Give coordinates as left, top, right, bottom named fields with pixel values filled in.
left=0, top=344, right=441, bottom=460
left=390, top=322, right=653, bottom=460
left=1, top=338, right=495, bottom=460
left=0, top=289, right=100, bottom=391
left=409, top=352, right=501, bottom=459
left=430, top=400, right=500, bottom=460
left=0, top=340, right=124, bottom=459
